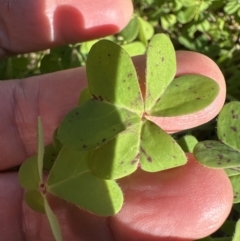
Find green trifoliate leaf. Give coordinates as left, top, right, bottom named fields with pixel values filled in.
left=140, top=120, right=187, bottom=172
left=233, top=219, right=240, bottom=241
left=90, top=120, right=187, bottom=179
left=86, top=39, right=144, bottom=115
left=193, top=140, right=240, bottom=169
left=19, top=155, right=39, bottom=190
left=145, top=33, right=176, bottom=112
left=58, top=99, right=140, bottom=151
left=229, top=175, right=240, bottom=203
left=47, top=147, right=123, bottom=216
left=150, top=74, right=219, bottom=116
left=177, top=135, right=198, bottom=153
left=78, top=87, right=92, bottom=106
left=37, top=117, right=44, bottom=182
left=24, top=190, right=45, bottom=213
left=217, top=101, right=240, bottom=152
left=44, top=198, right=62, bottom=241
left=89, top=123, right=141, bottom=179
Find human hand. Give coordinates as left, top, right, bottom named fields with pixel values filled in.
left=0, top=1, right=233, bottom=240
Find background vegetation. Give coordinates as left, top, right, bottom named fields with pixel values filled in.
left=1, top=0, right=240, bottom=240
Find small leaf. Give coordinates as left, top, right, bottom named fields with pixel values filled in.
left=217, top=101, right=240, bottom=152
left=86, top=39, right=144, bottom=115
left=24, top=190, right=45, bottom=213
left=225, top=168, right=240, bottom=177
left=78, top=87, right=92, bottom=106
left=118, top=17, right=139, bottom=42
left=229, top=175, right=240, bottom=203
left=19, top=155, right=40, bottom=190
left=138, top=17, right=154, bottom=45
left=89, top=123, right=141, bottom=179
left=47, top=147, right=123, bottom=216
left=177, top=135, right=198, bottom=153
left=80, top=39, right=99, bottom=55
left=233, top=219, right=240, bottom=241
left=121, top=42, right=146, bottom=56
left=193, top=141, right=240, bottom=168
left=140, top=120, right=187, bottom=172
left=145, top=34, right=176, bottom=112
left=37, top=117, right=44, bottom=182
left=58, top=99, right=140, bottom=151
left=150, top=74, right=219, bottom=116
left=44, top=198, right=62, bottom=241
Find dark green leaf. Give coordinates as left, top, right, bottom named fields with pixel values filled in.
left=58, top=99, right=140, bottom=151
left=150, top=74, right=219, bottom=116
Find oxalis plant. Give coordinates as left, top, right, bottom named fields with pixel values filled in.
left=18, top=34, right=220, bottom=241
left=194, top=101, right=240, bottom=204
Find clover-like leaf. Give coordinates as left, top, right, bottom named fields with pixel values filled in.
left=58, top=99, right=140, bottom=151
left=225, top=167, right=240, bottom=177
left=57, top=34, right=220, bottom=183
left=149, top=74, right=219, bottom=116
left=24, top=190, right=45, bottom=213
left=138, top=17, right=154, bottom=45
left=46, top=147, right=123, bottom=216
left=145, top=33, right=176, bottom=112
left=118, top=16, right=139, bottom=42
left=78, top=87, right=92, bottom=106
left=217, top=101, right=240, bottom=152
left=177, top=135, right=198, bottom=153
left=89, top=123, right=141, bottom=179
left=140, top=120, right=187, bottom=172
left=19, top=155, right=39, bottom=190
left=90, top=120, right=187, bottom=179
left=86, top=39, right=144, bottom=115
left=233, top=219, right=240, bottom=241
left=193, top=140, right=240, bottom=169
left=44, top=198, right=62, bottom=241
left=229, top=175, right=240, bottom=203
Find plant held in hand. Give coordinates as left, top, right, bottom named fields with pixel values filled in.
left=18, top=34, right=220, bottom=241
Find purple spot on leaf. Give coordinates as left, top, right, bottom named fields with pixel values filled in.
left=218, top=154, right=223, bottom=159
left=147, top=157, right=152, bottom=162
left=231, top=126, right=237, bottom=132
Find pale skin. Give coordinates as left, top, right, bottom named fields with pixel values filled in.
left=0, top=0, right=233, bottom=240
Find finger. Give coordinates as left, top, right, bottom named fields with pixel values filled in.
left=0, top=156, right=232, bottom=240
left=110, top=155, right=233, bottom=240
left=0, top=51, right=225, bottom=170
left=133, top=51, right=226, bottom=133
left=0, top=0, right=133, bottom=58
